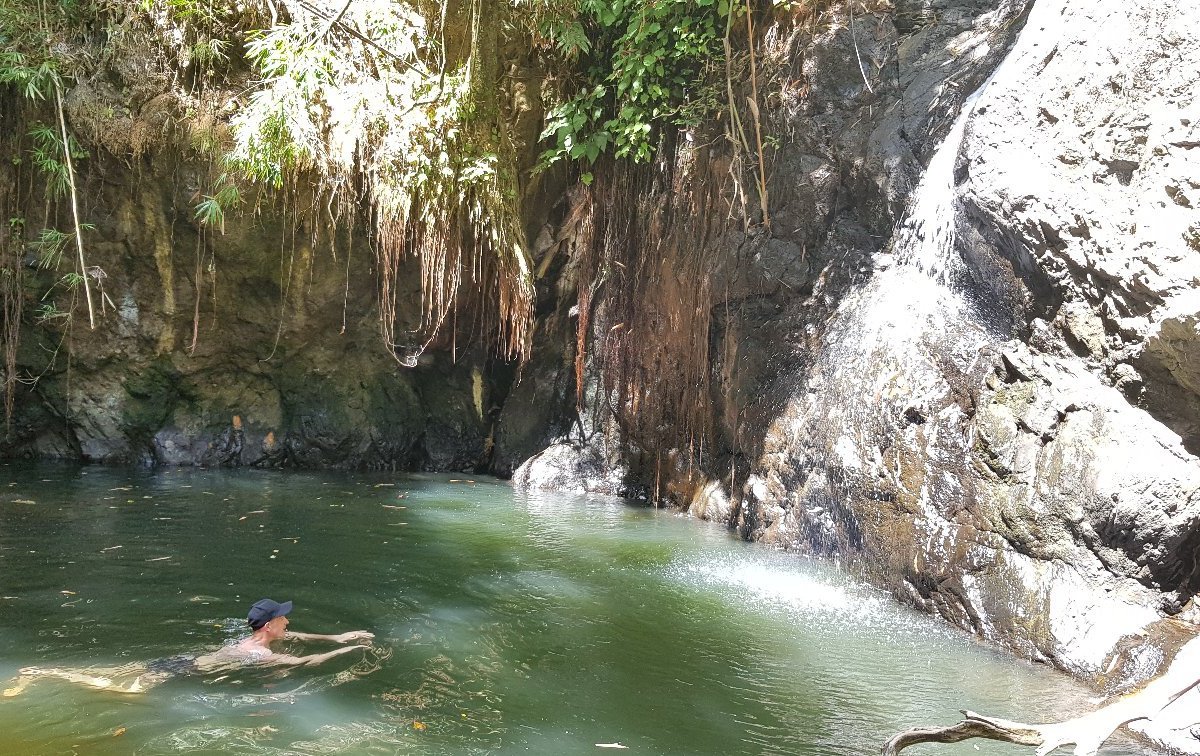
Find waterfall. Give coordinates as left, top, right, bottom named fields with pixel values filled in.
left=784, top=81, right=1000, bottom=543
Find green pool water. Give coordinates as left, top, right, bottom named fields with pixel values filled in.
left=0, top=464, right=1155, bottom=755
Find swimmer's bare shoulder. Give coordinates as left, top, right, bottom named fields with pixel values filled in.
left=193, top=640, right=274, bottom=672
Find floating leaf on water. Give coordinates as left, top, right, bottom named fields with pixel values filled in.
left=113, top=727, right=126, bottom=737
left=412, top=720, right=427, bottom=731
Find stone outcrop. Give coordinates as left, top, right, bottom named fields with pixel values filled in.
left=513, top=0, right=1200, bottom=746
left=0, top=162, right=498, bottom=470
left=959, top=0, right=1200, bottom=455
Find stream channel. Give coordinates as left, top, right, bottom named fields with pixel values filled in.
left=0, top=464, right=1158, bottom=754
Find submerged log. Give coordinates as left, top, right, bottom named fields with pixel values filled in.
left=883, top=636, right=1200, bottom=756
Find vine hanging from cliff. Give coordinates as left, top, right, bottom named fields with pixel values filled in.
left=3, top=0, right=539, bottom=372
left=226, top=0, right=534, bottom=363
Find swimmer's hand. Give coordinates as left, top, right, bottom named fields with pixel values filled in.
left=335, top=631, right=374, bottom=645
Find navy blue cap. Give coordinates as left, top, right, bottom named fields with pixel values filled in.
left=247, top=598, right=292, bottom=629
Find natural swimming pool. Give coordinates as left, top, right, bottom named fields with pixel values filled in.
left=0, top=464, right=1156, bottom=754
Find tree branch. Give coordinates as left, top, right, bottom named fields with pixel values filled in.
left=293, top=0, right=426, bottom=75
left=883, top=635, right=1200, bottom=756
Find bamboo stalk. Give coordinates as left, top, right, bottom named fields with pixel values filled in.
left=54, top=83, right=95, bottom=330
left=744, top=0, right=770, bottom=229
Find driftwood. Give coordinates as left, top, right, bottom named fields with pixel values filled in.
left=883, top=636, right=1200, bottom=756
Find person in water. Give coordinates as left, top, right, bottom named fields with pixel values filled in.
left=2, top=598, right=374, bottom=696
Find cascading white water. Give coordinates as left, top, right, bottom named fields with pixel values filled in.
left=787, top=81, right=1000, bottom=539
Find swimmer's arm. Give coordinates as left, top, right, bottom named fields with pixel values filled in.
left=285, top=630, right=375, bottom=644
left=266, top=645, right=362, bottom=667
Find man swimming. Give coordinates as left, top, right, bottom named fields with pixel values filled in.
left=2, top=597, right=374, bottom=696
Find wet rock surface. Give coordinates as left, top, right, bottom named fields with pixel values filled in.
left=713, top=2, right=1200, bottom=734
left=510, top=0, right=1199, bottom=737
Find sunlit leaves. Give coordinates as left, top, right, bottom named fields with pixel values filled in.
left=536, top=0, right=727, bottom=170
left=0, top=51, right=59, bottom=100
left=27, top=124, right=87, bottom=201
left=32, top=228, right=71, bottom=270
left=193, top=175, right=241, bottom=233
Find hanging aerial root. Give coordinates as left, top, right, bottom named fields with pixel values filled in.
left=883, top=635, right=1200, bottom=756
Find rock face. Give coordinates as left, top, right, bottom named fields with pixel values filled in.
left=1, top=0, right=1197, bottom=739
left=512, top=0, right=1200, bottom=742
left=960, top=0, right=1200, bottom=456
left=0, top=161, right=497, bottom=471
left=748, top=0, right=1200, bottom=726
left=951, top=0, right=1200, bottom=643
left=740, top=0, right=1200, bottom=690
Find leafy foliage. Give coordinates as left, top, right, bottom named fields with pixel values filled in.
left=27, top=125, right=87, bottom=200
left=193, top=175, right=241, bottom=233
left=226, top=1, right=534, bottom=361
left=536, top=0, right=729, bottom=169
left=0, top=51, right=59, bottom=101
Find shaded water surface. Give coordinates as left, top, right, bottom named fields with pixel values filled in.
left=0, top=465, right=1153, bottom=754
